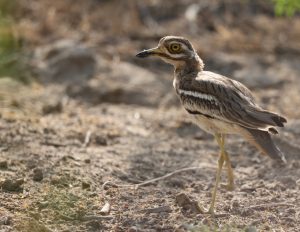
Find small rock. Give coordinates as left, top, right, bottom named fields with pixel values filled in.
left=0, top=160, right=8, bottom=169
left=37, top=201, right=49, bottom=209
left=33, top=168, right=43, bottom=182
left=240, top=183, right=256, bottom=192
left=84, top=159, right=91, bottom=164
left=50, top=176, right=68, bottom=187
left=0, top=178, right=24, bottom=192
left=34, top=40, right=96, bottom=85
left=100, top=202, right=111, bottom=215
left=231, top=199, right=240, bottom=209
left=0, top=216, right=11, bottom=225
left=94, top=136, right=108, bottom=146
left=42, top=100, right=63, bottom=115
left=26, top=159, right=38, bottom=170
left=82, top=181, right=90, bottom=190
left=175, top=193, right=204, bottom=214
left=67, top=61, right=169, bottom=106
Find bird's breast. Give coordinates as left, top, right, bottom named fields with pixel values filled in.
left=191, top=114, right=240, bottom=135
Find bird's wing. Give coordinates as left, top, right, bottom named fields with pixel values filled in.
left=178, top=71, right=286, bottom=130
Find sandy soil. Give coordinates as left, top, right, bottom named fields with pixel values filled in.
left=0, top=0, right=300, bottom=231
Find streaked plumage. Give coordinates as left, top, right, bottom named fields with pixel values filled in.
left=136, top=36, right=287, bottom=213
left=174, top=70, right=286, bottom=162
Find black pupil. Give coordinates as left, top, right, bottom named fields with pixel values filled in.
left=173, top=45, right=179, bottom=50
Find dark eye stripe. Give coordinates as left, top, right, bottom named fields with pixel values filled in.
left=157, top=52, right=184, bottom=61
left=168, top=38, right=193, bottom=51
left=177, top=39, right=193, bottom=50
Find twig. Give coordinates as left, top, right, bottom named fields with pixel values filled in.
left=41, top=141, right=67, bottom=147
left=102, top=165, right=214, bottom=190
left=83, top=130, right=92, bottom=147
left=134, top=166, right=213, bottom=189
left=102, top=181, right=134, bottom=190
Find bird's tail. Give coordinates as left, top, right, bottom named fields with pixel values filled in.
left=242, top=128, right=287, bottom=163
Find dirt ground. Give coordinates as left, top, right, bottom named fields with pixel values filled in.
left=0, top=0, right=300, bottom=231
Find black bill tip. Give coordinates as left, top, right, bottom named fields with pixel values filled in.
left=136, top=50, right=153, bottom=58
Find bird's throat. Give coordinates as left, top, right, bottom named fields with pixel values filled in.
left=175, top=54, right=204, bottom=76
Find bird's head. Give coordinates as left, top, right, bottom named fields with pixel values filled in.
left=136, top=36, right=203, bottom=71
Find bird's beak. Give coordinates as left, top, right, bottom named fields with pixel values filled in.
left=136, top=47, right=161, bottom=58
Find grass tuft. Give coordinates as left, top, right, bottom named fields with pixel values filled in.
left=0, top=0, right=31, bottom=83
left=273, top=0, right=300, bottom=16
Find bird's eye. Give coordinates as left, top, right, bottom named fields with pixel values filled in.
left=169, top=43, right=181, bottom=52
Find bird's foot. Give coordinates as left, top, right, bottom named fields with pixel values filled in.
left=196, top=203, right=216, bottom=215
left=207, top=207, right=215, bottom=216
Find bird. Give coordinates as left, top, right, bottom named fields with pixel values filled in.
left=136, top=36, right=287, bottom=214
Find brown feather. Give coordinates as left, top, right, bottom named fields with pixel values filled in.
left=243, top=128, right=286, bottom=163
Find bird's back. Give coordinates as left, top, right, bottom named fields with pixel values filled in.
left=174, top=70, right=287, bottom=163
left=174, top=70, right=286, bottom=132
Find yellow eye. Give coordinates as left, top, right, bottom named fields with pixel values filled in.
left=169, top=43, right=181, bottom=52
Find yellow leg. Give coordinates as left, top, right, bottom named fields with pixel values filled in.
left=221, top=136, right=234, bottom=191
left=208, top=134, right=225, bottom=214
left=223, top=151, right=234, bottom=190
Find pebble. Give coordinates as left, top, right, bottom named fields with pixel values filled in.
left=175, top=193, right=204, bottom=214
left=95, top=136, right=108, bottom=146
left=231, top=199, right=240, bottom=209
left=82, top=181, right=91, bottom=190
left=42, top=101, right=63, bottom=115
left=0, top=178, right=24, bottom=192
left=84, top=159, right=91, bottom=164
left=0, top=216, right=11, bottom=225
left=33, top=168, right=44, bottom=182
left=0, top=160, right=8, bottom=169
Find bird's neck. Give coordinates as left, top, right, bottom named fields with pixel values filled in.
left=174, top=53, right=204, bottom=77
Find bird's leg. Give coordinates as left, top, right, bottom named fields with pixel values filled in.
left=208, top=133, right=225, bottom=214
left=220, top=136, right=234, bottom=191
left=223, top=152, right=234, bottom=191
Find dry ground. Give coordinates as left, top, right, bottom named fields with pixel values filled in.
left=0, top=0, right=300, bottom=231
